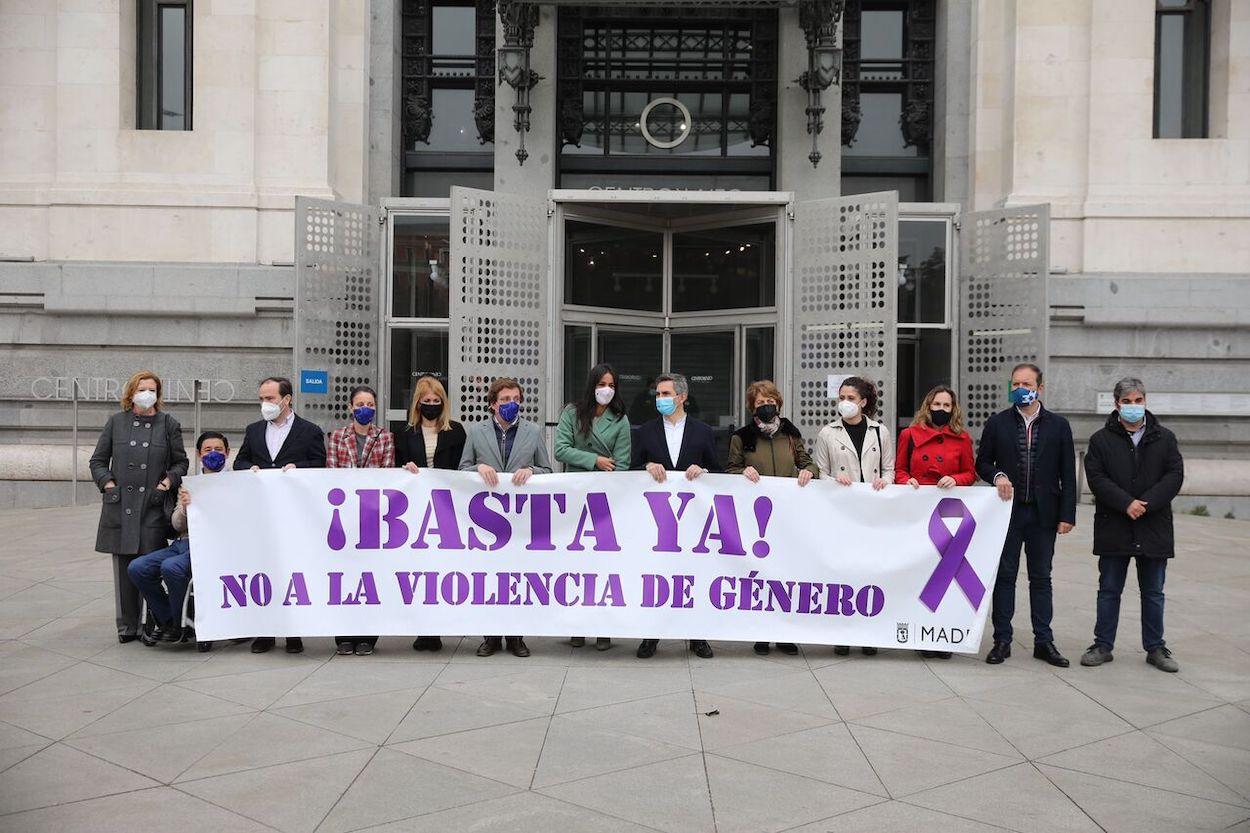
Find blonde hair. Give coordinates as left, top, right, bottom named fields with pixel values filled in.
left=910, top=385, right=966, bottom=435
left=408, top=375, right=452, bottom=431
left=745, top=379, right=783, bottom=413
left=121, top=370, right=163, bottom=412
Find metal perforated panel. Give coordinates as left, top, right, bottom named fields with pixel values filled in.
left=448, top=187, right=549, bottom=424
left=791, top=192, right=898, bottom=445
left=958, top=204, right=1050, bottom=433
left=293, top=197, right=384, bottom=430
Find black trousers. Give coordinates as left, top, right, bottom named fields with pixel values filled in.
left=990, top=503, right=1057, bottom=645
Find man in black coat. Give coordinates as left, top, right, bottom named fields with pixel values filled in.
left=975, top=363, right=1077, bottom=667
left=1081, top=377, right=1184, bottom=673
left=233, top=376, right=327, bottom=653
left=631, top=372, right=721, bottom=660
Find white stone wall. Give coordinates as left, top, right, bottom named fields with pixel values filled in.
left=0, top=0, right=369, bottom=265
left=965, top=0, right=1250, bottom=275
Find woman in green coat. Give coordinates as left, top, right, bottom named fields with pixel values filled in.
left=555, top=363, right=631, bottom=651
left=726, top=379, right=819, bottom=657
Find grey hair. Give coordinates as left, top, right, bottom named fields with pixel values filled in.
left=1113, top=377, right=1146, bottom=401
left=655, top=373, right=689, bottom=396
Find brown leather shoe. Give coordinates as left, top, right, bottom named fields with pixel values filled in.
left=476, top=637, right=502, bottom=657
left=506, top=637, right=530, bottom=658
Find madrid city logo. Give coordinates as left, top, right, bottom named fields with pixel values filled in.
left=896, top=622, right=909, bottom=644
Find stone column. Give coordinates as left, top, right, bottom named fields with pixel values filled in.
left=775, top=6, right=842, bottom=201
left=494, top=4, right=557, bottom=195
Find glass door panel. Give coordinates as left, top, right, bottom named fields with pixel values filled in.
left=669, top=329, right=737, bottom=459
left=598, top=329, right=664, bottom=426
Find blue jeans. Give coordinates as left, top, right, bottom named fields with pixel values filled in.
left=1093, top=555, right=1167, bottom=652
left=127, top=539, right=192, bottom=627
left=990, top=502, right=1057, bottom=645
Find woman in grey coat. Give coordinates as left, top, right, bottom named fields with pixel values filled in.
left=89, top=371, right=189, bottom=642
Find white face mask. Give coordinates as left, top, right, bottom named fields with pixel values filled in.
left=594, top=386, right=615, bottom=406
left=260, top=401, right=283, bottom=422
left=133, top=390, right=158, bottom=410
left=837, top=400, right=861, bottom=420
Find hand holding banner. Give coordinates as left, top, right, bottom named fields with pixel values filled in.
left=186, top=469, right=1010, bottom=651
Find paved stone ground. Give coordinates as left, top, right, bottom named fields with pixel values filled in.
left=0, top=504, right=1248, bottom=833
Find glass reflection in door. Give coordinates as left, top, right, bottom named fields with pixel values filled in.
left=670, top=330, right=737, bottom=459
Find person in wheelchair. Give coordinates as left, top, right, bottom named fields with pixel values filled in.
left=127, top=431, right=229, bottom=646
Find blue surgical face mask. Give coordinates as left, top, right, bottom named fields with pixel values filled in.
left=1009, top=387, right=1038, bottom=408
left=352, top=406, right=375, bottom=426
left=201, top=450, right=227, bottom=472
left=498, top=401, right=520, bottom=423
left=1118, top=404, right=1146, bottom=424
left=655, top=396, right=677, bottom=416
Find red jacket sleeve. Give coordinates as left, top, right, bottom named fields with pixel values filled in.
left=953, top=432, right=977, bottom=485
left=894, top=428, right=913, bottom=484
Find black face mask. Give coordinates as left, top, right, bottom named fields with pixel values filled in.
left=418, top=402, right=443, bottom=421
left=754, top=404, right=779, bottom=423
left=930, top=409, right=952, bottom=427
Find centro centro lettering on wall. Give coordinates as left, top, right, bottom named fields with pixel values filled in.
left=29, top=377, right=240, bottom=403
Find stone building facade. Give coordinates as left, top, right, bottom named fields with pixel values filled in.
left=0, top=0, right=1246, bottom=510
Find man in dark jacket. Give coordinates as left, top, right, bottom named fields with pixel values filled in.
left=233, top=376, right=327, bottom=653
left=1081, top=377, right=1184, bottom=673
left=631, top=372, right=721, bottom=660
left=975, top=363, right=1077, bottom=667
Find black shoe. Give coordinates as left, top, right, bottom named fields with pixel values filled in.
left=570, top=637, right=585, bottom=648
left=412, top=636, right=443, bottom=652
left=595, top=637, right=611, bottom=651
left=833, top=645, right=850, bottom=656
left=754, top=641, right=770, bottom=655
left=932, top=651, right=952, bottom=659
left=776, top=643, right=799, bottom=655
left=690, top=640, right=714, bottom=659
left=118, top=633, right=139, bottom=644
left=986, top=641, right=1011, bottom=664
left=141, top=621, right=170, bottom=647
left=1033, top=642, right=1069, bottom=668
left=251, top=637, right=276, bottom=654
left=861, top=646, right=878, bottom=656
left=636, top=639, right=658, bottom=659
left=477, top=637, right=502, bottom=657
left=354, top=641, right=374, bottom=656
left=506, top=637, right=530, bottom=658
left=285, top=637, right=304, bottom=654
left=336, top=640, right=356, bottom=655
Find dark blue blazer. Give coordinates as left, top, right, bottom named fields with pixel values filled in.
left=975, top=405, right=1077, bottom=527
left=631, top=416, right=722, bottom=472
left=233, top=413, right=327, bottom=470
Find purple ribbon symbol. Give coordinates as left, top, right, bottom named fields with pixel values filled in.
left=919, top=497, right=985, bottom=612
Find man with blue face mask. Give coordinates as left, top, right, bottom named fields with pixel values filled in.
left=1081, top=378, right=1184, bottom=673
left=630, top=372, right=722, bottom=660
left=976, top=363, right=1077, bottom=668
left=127, top=431, right=229, bottom=647
left=460, top=377, right=552, bottom=658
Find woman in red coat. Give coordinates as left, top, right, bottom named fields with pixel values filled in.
left=896, top=385, right=976, bottom=659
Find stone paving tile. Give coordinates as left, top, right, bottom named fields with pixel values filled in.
left=710, top=722, right=888, bottom=797
left=1038, top=763, right=1250, bottom=833
left=782, top=800, right=1013, bottom=833
left=906, top=763, right=1103, bottom=833
left=0, top=742, right=160, bottom=814
left=1, top=504, right=1249, bottom=832
left=0, top=786, right=272, bottom=833
left=177, top=747, right=375, bottom=833
left=1037, top=729, right=1250, bottom=806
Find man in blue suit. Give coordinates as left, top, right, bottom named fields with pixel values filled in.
left=631, top=372, right=722, bottom=660
left=975, top=363, right=1077, bottom=668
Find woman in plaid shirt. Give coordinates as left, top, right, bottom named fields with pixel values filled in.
left=325, top=384, right=395, bottom=655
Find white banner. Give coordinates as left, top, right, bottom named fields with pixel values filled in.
left=185, top=470, right=1011, bottom=652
